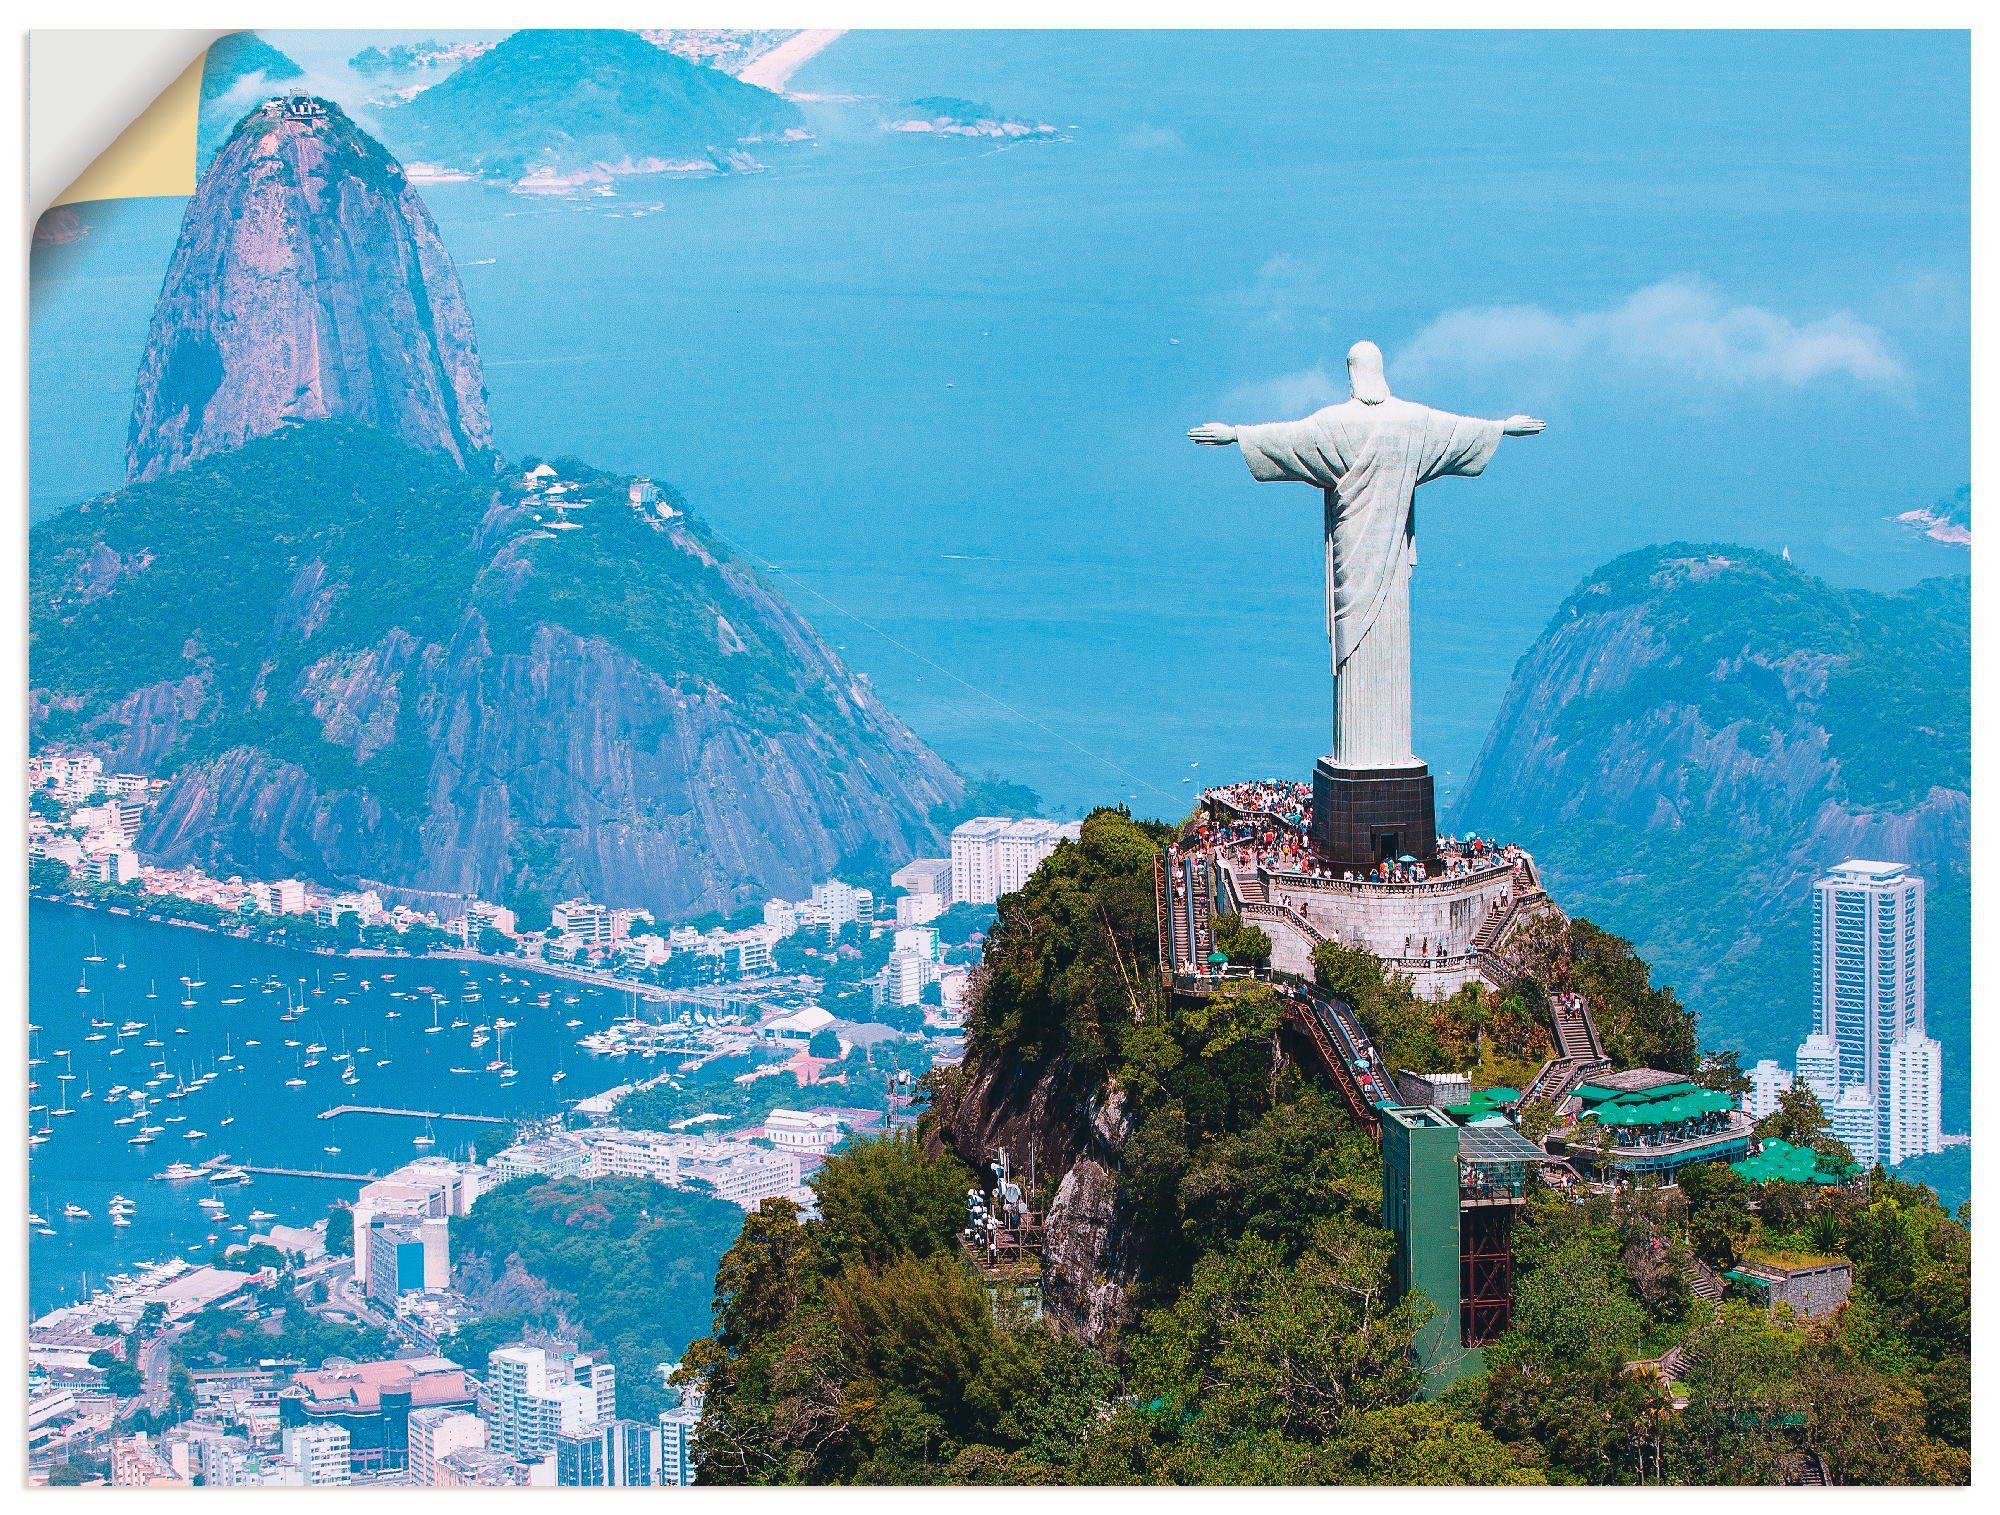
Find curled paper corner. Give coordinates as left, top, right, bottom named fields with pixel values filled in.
left=32, top=30, right=223, bottom=235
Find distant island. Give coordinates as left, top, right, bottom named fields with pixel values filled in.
left=375, top=28, right=808, bottom=190
left=884, top=96, right=1061, bottom=139
left=1896, top=483, right=1970, bottom=546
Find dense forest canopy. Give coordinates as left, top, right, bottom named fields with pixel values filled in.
left=685, top=807, right=1971, bottom=1484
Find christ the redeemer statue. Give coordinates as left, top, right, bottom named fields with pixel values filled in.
left=1191, top=340, right=1543, bottom=869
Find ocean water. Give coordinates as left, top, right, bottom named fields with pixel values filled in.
left=26, top=902, right=642, bottom=1314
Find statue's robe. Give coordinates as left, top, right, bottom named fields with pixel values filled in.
left=1233, top=397, right=1503, bottom=770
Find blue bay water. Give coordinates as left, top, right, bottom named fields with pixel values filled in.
left=30, top=29, right=1969, bottom=814
left=26, top=901, right=640, bottom=1313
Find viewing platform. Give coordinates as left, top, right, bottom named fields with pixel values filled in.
left=1160, top=780, right=1557, bottom=998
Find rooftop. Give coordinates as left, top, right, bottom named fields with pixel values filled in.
left=1456, top=1123, right=1548, bottom=1167
left=1739, top=1245, right=1849, bottom=1275
left=1579, top=1068, right=1687, bottom=1095
left=289, top=1357, right=469, bottom=1413
left=1826, top=858, right=1909, bottom=880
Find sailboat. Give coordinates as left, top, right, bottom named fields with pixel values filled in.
left=85, top=937, right=106, bottom=963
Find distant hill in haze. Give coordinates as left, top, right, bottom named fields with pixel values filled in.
left=197, top=32, right=304, bottom=168
left=377, top=28, right=804, bottom=182
left=1452, top=544, right=1969, bottom=1121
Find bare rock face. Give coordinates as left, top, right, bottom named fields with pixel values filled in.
left=126, top=97, right=492, bottom=482
left=932, top=1043, right=1141, bottom=1344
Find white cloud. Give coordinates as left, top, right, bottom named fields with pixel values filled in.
left=1396, top=277, right=1907, bottom=393
left=1217, top=365, right=1343, bottom=418
left=1228, top=254, right=1343, bottom=334
left=1120, top=124, right=1184, bottom=151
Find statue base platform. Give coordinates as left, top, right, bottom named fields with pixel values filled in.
left=1309, top=758, right=1438, bottom=872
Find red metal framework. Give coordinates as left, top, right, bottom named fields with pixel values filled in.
left=1459, top=1202, right=1516, bottom=1346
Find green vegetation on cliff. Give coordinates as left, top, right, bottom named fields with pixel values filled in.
left=30, top=421, right=960, bottom=916
left=685, top=806, right=1969, bottom=1484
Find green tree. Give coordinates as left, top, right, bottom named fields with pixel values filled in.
left=1506, top=1194, right=1648, bottom=1365
left=811, top=1133, right=968, bottom=1269
left=1321, top=1401, right=1547, bottom=1484
left=807, top=1027, right=841, bottom=1059
left=323, top=1201, right=353, bottom=1257
left=1679, top=1161, right=1754, bottom=1271
left=1211, top=912, right=1273, bottom=967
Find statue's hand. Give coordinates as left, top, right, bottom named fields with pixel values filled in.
left=1502, top=415, right=1546, bottom=436
left=1188, top=423, right=1238, bottom=446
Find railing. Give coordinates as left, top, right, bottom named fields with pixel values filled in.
left=1283, top=984, right=1382, bottom=1135
left=1261, top=859, right=1517, bottom=901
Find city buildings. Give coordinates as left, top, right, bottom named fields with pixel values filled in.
left=280, top=1423, right=352, bottom=1486
left=555, top=1418, right=662, bottom=1487
left=1886, top=1029, right=1944, bottom=1167
left=407, top=1406, right=487, bottom=1487
left=949, top=817, right=1082, bottom=905
left=1743, top=1058, right=1795, bottom=1121
left=1797, top=860, right=1942, bottom=1165
left=350, top=1158, right=483, bottom=1294
left=658, top=1395, right=702, bottom=1487
left=483, top=1346, right=617, bottom=1464
left=363, top=1212, right=450, bottom=1305
left=277, top=1357, right=476, bottom=1474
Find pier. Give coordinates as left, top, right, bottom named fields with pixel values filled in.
left=231, top=1163, right=381, bottom=1183
left=316, top=1104, right=508, bottom=1124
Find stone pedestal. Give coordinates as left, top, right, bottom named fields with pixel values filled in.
left=1310, top=758, right=1437, bottom=872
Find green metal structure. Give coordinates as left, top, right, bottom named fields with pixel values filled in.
left=1380, top=1105, right=1479, bottom=1392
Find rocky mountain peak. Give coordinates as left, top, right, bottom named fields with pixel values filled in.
left=126, top=95, right=493, bottom=482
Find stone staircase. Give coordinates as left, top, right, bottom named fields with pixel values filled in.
left=1688, top=1256, right=1726, bottom=1307
left=1551, top=990, right=1605, bottom=1062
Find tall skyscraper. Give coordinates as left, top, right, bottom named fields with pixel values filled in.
left=1802, top=859, right=1938, bottom=1164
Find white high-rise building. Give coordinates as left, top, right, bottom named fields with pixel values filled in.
left=1885, top=1030, right=1943, bottom=1166
left=1794, top=1032, right=1841, bottom=1107
left=280, top=1424, right=351, bottom=1486
left=485, top=1346, right=617, bottom=1462
left=1743, top=1058, right=1795, bottom=1121
left=1808, top=859, right=1929, bottom=1164
left=1813, top=860, right=1925, bottom=1095
left=1828, top=1084, right=1880, bottom=1168
left=408, top=1407, right=487, bottom=1487
left=949, top=817, right=1082, bottom=905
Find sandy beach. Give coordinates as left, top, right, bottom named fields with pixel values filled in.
left=738, top=28, right=846, bottom=92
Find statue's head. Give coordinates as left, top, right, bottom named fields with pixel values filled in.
left=1347, top=340, right=1390, bottom=405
